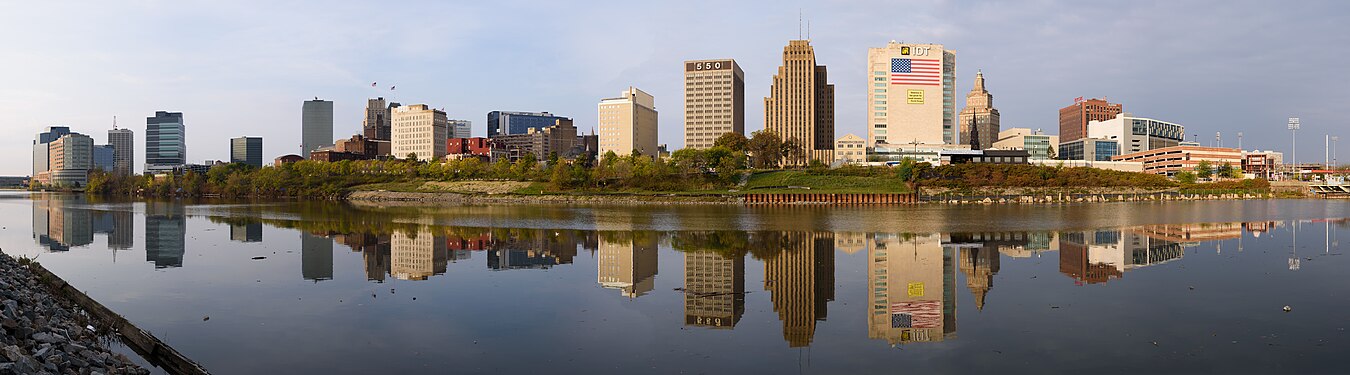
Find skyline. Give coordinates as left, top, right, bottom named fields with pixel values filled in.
left=3, top=1, right=1349, bottom=175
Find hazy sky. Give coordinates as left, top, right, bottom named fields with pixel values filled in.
left=3, top=0, right=1348, bottom=175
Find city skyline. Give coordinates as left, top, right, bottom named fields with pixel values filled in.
left=2, top=1, right=1349, bottom=174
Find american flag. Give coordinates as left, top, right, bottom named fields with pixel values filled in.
left=891, top=58, right=941, bottom=86
left=891, top=300, right=942, bottom=328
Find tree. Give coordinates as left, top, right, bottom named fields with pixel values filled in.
left=747, top=130, right=783, bottom=169
left=1046, top=144, right=1056, bottom=159
left=406, top=152, right=419, bottom=162
left=1196, top=160, right=1213, bottom=179
left=1217, top=162, right=1239, bottom=179
left=781, top=137, right=806, bottom=167
left=1175, top=170, right=1198, bottom=184
left=714, top=132, right=749, bottom=152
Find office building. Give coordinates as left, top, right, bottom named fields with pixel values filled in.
left=334, top=134, right=388, bottom=159
left=1059, top=138, right=1119, bottom=161
left=957, top=71, right=1000, bottom=149
left=1086, top=113, right=1185, bottom=154
left=493, top=118, right=578, bottom=161
left=230, top=136, right=263, bottom=167
left=487, top=111, right=569, bottom=137
left=866, top=41, right=956, bottom=147
left=145, top=111, right=186, bottom=173
left=302, top=99, right=334, bottom=157
left=32, top=126, right=73, bottom=181
left=683, top=59, right=745, bottom=149
left=992, top=128, right=1059, bottom=160
left=363, top=97, right=399, bottom=141
left=449, top=119, right=472, bottom=138
left=1112, top=145, right=1243, bottom=176
left=834, top=134, right=866, bottom=165
left=597, top=236, right=659, bottom=298
left=108, top=127, right=134, bottom=175
left=92, top=144, right=115, bottom=173
left=766, top=40, right=835, bottom=165
left=683, top=251, right=745, bottom=329
left=42, top=134, right=94, bottom=187
left=391, top=104, right=449, bottom=162
left=1058, top=98, right=1122, bottom=143
left=598, top=87, right=659, bottom=157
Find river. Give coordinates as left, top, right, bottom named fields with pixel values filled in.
left=1, top=192, right=1346, bottom=374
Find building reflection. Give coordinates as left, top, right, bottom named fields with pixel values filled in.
left=231, top=222, right=263, bottom=242
left=390, top=230, right=447, bottom=281
left=764, top=231, right=835, bottom=347
left=31, top=196, right=92, bottom=252
left=867, top=233, right=954, bottom=346
left=489, top=229, right=585, bottom=271
left=335, top=233, right=391, bottom=282
left=107, top=210, right=134, bottom=250
left=682, top=251, right=745, bottom=329
left=949, top=233, right=1021, bottom=311
left=597, top=234, right=659, bottom=298
left=302, top=232, right=335, bottom=281
left=144, top=202, right=186, bottom=268
left=1059, top=228, right=1186, bottom=285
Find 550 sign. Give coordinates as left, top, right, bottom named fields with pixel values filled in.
left=686, top=60, right=733, bottom=71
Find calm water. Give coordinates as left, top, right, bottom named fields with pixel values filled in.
left=1, top=192, right=1347, bottom=374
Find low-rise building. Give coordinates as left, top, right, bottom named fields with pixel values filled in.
left=941, top=149, right=1030, bottom=165
left=335, top=134, right=386, bottom=159
left=310, top=150, right=369, bottom=162
left=1112, top=145, right=1243, bottom=176
left=1241, top=150, right=1284, bottom=180
left=1059, top=138, right=1119, bottom=161
left=491, top=118, right=578, bottom=161
left=274, top=154, right=304, bottom=166
left=1087, top=113, right=1185, bottom=155
left=834, top=134, right=866, bottom=165
left=1028, top=159, right=1144, bottom=173
left=991, top=128, right=1059, bottom=160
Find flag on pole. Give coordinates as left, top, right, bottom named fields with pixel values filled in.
left=371, top=82, right=377, bottom=87
left=390, top=85, right=396, bottom=90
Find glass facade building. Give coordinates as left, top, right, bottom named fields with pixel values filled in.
left=1059, top=138, right=1119, bottom=162
left=231, top=136, right=264, bottom=167
left=487, top=111, right=568, bottom=137
left=145, top=111, right=185, bottom=173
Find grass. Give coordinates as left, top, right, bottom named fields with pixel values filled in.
left=742, top=170, right=911, bottom=194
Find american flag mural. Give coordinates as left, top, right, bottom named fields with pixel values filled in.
left=891, top=300, right=942, bottom=328
left=891, top=58, right=941, bottom=86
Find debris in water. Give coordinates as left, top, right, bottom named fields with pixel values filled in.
left=1188, top=286, right=1195, bottom=290
left=251, top=256, right=267, bottom=260
left=202, top=316, right=210, bottom=321
left=1283, top=305, right=1292, bottom=312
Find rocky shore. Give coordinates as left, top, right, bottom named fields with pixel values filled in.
left=346, top=190, right=738, bottom=205
left=0, top=251, right=147, bottom=374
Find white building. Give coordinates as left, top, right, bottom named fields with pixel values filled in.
left=1086, top=113, right=1185, bottom=155
left=598, top=87, right=659, bottom=157
left=391, top=104, right=448, bottom=162
left=834, top=134, right=867, bottom=165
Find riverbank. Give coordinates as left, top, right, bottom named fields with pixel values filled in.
left=0, top=251, right=148, bottom=374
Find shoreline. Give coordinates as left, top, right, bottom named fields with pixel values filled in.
left=344, top=188, right=1282, bottom=206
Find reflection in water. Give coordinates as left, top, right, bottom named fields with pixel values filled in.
left=144, top=202, right=186, bottom=268
left=21, top=197, right=1349, bottom=355
left=597, top=235, right=659, bottom=298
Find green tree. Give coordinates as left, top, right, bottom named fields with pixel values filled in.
left=747, top=130, right=783, bottom=169
left=406, top=152, right=419, bottom=162
left=1176, top=170, right=1198, bottom=184
left=713, top=132, right=749, bottom=152
left=781, top=137, right=806, bottom=167
left=1196, top=160, right=1213, bottom=179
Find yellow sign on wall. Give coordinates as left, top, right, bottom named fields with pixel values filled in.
left=907, top=282, right=925, bottom=297
left=907, top=89, right=924, bottom=104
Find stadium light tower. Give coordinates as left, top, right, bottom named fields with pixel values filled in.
left=1289, top=117, right=1300, bottom=173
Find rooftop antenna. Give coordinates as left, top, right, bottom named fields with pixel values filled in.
left=112, top=115, right=117, bottom=130
left=798, top=9, right=802, bottom=39
left=807, top=19, right=811, bottom=40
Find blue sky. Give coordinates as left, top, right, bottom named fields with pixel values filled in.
left=2, top=0, right=1348, bottom=175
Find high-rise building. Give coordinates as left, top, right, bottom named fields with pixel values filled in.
left=391, top=104, right=448, bottom=162
left=487, top=111, right=569, bottom=137
left=108, top=128, right=134, bottom=176
left=230, top=136, right=264, bottom=167
left=43, top=134, right=94, bottom=187
left=683, top=251, right=745, bottom=329
left=867, top=41, right=956, bottom=147
left=1058, top=98, right=1122, bottom=143
left=302, top=99, right=334, bottom=157
left=957, top=71, right=1000, bottom=149
left=91, top=145, right=114, bottom=172
left=597, top=236, right=659, bottom=298
left=766, top=40, right=835, bottom=165
left=449, top=119, right=472, bottom=138
left=764, top=231, right=835, bottom=347
left=145, top=111, right=186, bottom=173
left=598, top=87, right=659, bottom=157
left=683, top=59, right=745, bottom=149
left=363, top=97, right=398, bottom=141
left=33, top=126, right=72, bottom=180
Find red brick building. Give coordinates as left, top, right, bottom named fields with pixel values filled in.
left=1058, top=98, right=1122, bottom=143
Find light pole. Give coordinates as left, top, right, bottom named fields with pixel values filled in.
left=1333, top=136, right=1340, bottom=170
left=1238, top=132, right=1243, bottom=150
left=1289, top=117, right=1300, bottom=176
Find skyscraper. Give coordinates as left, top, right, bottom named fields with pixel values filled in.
left=302, top=99, right=334, bottom=157
left=866, top=41, right=956, bottom=147
left=391, top=104, right=448, bottom=162
left=33, top=126, right=72, bottom=181
left=765, top=40, right=834, bottom=165
left=44, top=134, right=94, bottom=187
left=230, top=136, right=264, bottom=167
left=1058, top=98, right=1122, bottom=143
left=598, top=87, right=659, bottom=157
left=487, top=111, right=568, bottom=137
left=958, top=71, right=1000, bottom=150
left=108, top=127, right=134, bottom=176
left=683, top=59, right=745, bottom=149
left=363, top=97, right=398, bottom=141
left=145, top=111, right=185, bottom=173
left=91, top=145, right=114, bottom=172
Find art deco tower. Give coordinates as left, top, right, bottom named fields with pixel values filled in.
left=958, top=71, right=1000, bottom=150
left=765, top=40, right=834, bottom=165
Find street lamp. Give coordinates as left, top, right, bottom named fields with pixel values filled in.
left=1289, top=117, right=1300, bottom=175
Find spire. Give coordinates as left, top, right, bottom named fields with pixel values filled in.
left=973, top=70, right=986, bottom=92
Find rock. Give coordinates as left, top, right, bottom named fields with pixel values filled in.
left=31, top=332, right=58, bottom=344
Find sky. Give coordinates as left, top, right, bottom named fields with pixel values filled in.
left=2, top=0, right=1348, bottom=175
